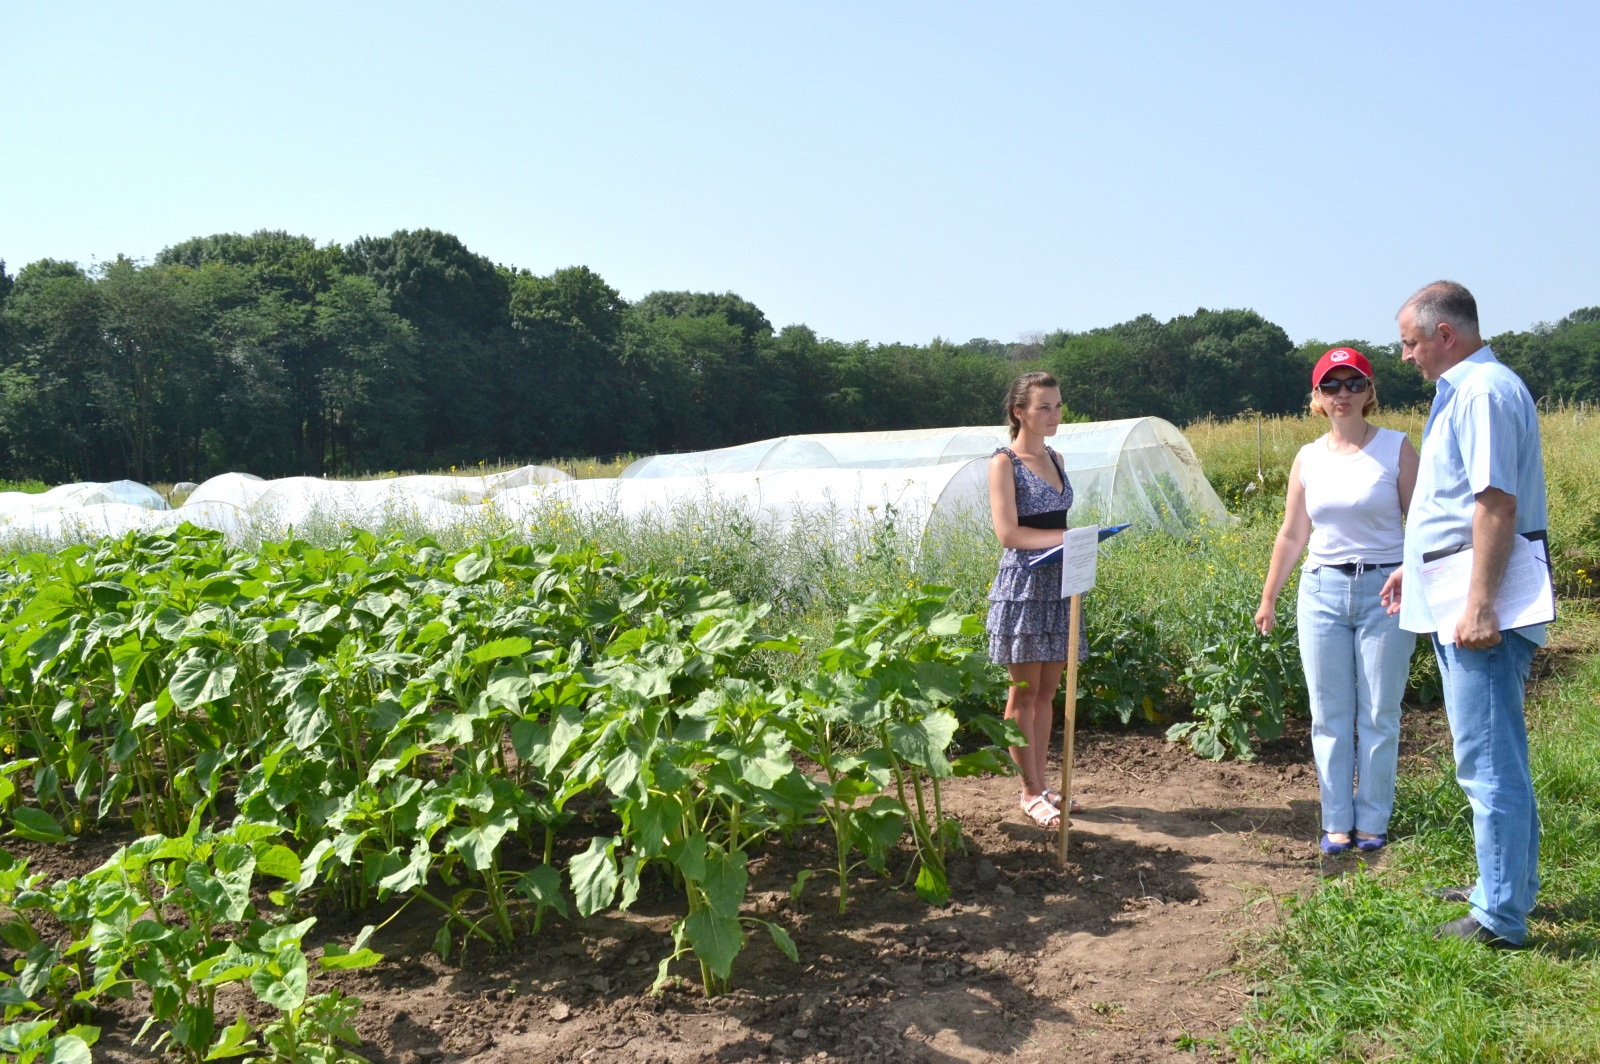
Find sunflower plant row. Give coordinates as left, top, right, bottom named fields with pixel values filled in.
left=0, top=527, right=1016, bottom=1057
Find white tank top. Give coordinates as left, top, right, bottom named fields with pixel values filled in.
left=1299, top=427, right=1405, bottom=567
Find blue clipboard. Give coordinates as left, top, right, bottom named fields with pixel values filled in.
left=1024, top=523, right=1132, bottom=569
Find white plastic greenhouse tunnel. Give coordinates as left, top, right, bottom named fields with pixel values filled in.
left=0, top=418, right=1226, bottom=544
left=608, top=419, right=1227, bottom=536
left=0, top=466, right=572, bottom=541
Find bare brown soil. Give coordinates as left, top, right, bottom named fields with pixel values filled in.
left=32, top=709, right=1460, bottom=1064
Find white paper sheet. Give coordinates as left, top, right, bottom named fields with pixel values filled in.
left=1058, top=524, right=1101, bottom=598
left=1419, top=535, right=1555, bottom=645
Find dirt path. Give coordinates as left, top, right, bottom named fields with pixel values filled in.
left=843, top=728, right=1326, bottom=1064
left=74, top=719, right=1377, bottom=1064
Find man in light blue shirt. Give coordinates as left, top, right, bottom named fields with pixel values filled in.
left=1381, top=281, right=1548, bottom=948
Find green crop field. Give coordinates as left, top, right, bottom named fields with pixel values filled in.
left=0, top=532, right=1024, bottom=1060
left=1, top=409, right=1597, bottom=1062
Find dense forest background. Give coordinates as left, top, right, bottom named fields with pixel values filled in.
left=0, top=229, right=1594, bottom=484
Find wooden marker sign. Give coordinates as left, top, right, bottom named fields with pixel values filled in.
left=1056, top=525, right=1099, bottom=865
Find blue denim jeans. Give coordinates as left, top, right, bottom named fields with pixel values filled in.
left=1297, top=565, right=1415, bottom=835
left=1433, top=630, right=1540, bottom=944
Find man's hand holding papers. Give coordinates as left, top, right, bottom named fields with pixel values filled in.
left=1417, top=534, right=1555, bottom=647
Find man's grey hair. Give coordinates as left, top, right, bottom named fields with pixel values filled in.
left=1400, top=281, right=1480, bottom=338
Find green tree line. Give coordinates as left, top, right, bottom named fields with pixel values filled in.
left=0, top=229, right=1593, bottom=483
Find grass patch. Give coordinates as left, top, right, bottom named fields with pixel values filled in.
left=339, top=456, right=637, bottom=480
left=1231, top=606, right=1600, bottom=1063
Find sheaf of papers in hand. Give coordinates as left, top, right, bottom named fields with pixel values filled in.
left=1024, top=523, right=1131, bottom=570
left=1419, top=535, right=1555, bottom=645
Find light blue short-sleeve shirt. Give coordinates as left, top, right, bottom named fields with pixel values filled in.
left=1400, top=346, right=1549, bottom=645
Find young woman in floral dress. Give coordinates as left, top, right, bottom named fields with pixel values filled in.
left=987, top=371, right=1087, bottom=831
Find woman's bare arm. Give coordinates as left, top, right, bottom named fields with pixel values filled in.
left=1396, top=434, right=1419, bottom=518
left=1255, top=453, right=1313, bottom=634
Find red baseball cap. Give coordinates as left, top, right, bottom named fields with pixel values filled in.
left=1311, top=347, right=1374, bottom=389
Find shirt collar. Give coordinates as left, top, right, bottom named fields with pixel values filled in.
left=1438, top=345, right=1496, bottom=388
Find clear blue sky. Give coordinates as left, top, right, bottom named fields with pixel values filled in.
left=5, top=3, right=1597, bottom=346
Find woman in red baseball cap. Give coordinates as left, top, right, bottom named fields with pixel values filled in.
left=1255, top=348, right=1420, bottom=856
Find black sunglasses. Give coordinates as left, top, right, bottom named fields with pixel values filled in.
left=1317, top=376, right=1371, bottom=395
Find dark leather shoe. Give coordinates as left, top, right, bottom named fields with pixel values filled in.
left=1433, top=914, right=1523, bottom=949
left=1427, top=886, right=1473, bottom=903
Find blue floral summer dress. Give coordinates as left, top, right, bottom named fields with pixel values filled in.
left=987, top=446, right=1088, bottom=665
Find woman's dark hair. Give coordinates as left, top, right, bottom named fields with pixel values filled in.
left=1004, top=371, right=1059, bottom=439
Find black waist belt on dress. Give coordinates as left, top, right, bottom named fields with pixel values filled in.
left=1318, top=561, right=1400, bottom=574
left=1017, top=510, right=1067, bottom=529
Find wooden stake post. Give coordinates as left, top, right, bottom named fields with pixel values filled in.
left=1048, top=523, right=1102, bottom=868
left=1058, top=592, right=1082, bottom=866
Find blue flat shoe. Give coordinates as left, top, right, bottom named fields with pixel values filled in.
left=1355, top=834, right=1387, bottom=852
left=1320, top=832, right=1353, bottom=856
